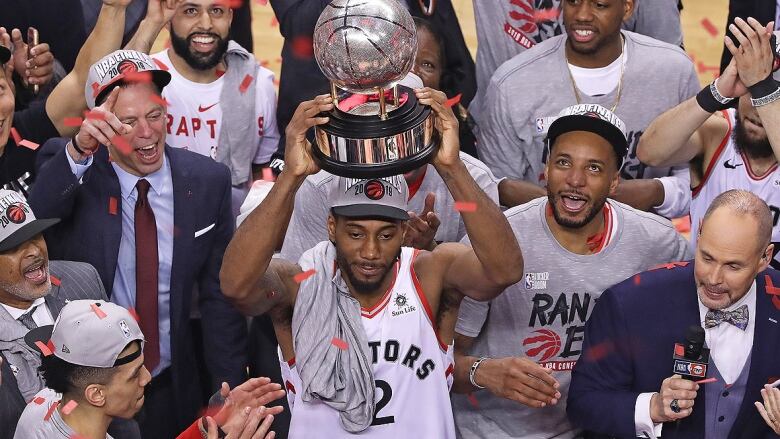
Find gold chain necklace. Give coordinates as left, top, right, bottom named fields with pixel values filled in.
left=564, top=36, right=626, bottom=112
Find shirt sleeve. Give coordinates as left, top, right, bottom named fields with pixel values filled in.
left=65, top=148, right=94, bottom=179
left=634, top=392, right=663, bottom=438
left=252, top=69, right=281, bottom=165
left=652, top=169, right=690, bottom=219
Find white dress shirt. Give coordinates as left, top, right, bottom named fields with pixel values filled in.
left=634, top=282, right=757, bottom=438
left=1, top=297, right=55, bottom=327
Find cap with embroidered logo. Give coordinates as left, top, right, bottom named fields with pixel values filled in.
left=330, top=176, right=409, bottom=221
left=0, top=190, right=59, bottom=252
left=86, top=49, right=171, bottom=109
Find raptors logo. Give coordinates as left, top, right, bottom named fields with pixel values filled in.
left=523, top=328, right=561, bottom=362
left=6, top=203, right=27, bottom=224
left=117, top=60, right=139, bottom=74
left=364, top=180, right=386, bottom=200
left=509, top=0, right=538, bottom=35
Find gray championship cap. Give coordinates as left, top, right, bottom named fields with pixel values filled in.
left=330, top=176, right=410, bottom=221
left=26, top=300, right=145, bottom=367
left=0, top=190, right=59, bottom=252
left=546, top=103, right=629, bottom=165
left=85, top=49, right=171, bottom=109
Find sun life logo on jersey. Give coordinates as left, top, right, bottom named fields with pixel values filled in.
left=392, top=292, right=417, bottom=317
left=525, top=272, right=549, bottom=290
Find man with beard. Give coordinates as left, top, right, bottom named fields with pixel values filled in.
left=638, top=18, right=780, bottom=268
left=568, top=189, right=780, bottom=439
left=476, top=0, right=700, bottom=218
left=150, top=0, right=280, bottom=216
left=220, top=88, right=523, bottom=438
left=451, top=104, right=691, bottom=439
left=0, top=190, right=111, bottom=437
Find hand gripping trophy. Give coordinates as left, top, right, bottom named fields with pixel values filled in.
left=312, top=0, right=437, bottom=178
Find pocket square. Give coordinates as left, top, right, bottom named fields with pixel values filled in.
left=194, top=223, right=215, bottom=237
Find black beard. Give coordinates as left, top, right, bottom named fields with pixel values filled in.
left=547, top=190, right=606, bottom=229
left=734, top=115, right=774, bottom=159
left=335, top=248, right=399, bottom=295
left=170, top=28, right=228, bottom=71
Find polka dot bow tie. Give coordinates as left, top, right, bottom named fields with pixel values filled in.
left=704, top=305, right=749, bottom=331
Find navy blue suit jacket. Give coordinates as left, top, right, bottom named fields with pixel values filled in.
left=568, top=262, right=780, bottom=439
left=28, top=138, right=248, bottom=430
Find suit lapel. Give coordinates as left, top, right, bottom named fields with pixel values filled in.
left=96, top=150, right=123, bottom=297
left=729, top=272, right=780, bottom=439
left=168, top=147, right=193, bottom=335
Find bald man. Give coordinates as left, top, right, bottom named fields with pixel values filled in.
left=568, top=189, right=780, bottom=439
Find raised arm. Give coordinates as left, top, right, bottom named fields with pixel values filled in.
left=415, top=88, right=523, bottom=301
left=125, top=0, right=181, bottom=53
left=45, top=0, right=130, bottom=137
left=220, top=95, right=334, bottom=315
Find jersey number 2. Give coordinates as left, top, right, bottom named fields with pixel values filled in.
left=371, top=380, right=395, bottom=426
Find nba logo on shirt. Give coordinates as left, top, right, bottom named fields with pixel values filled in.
left=525, top=272, right=549, bottom=290
left=535, top=116, right=556, bottom=134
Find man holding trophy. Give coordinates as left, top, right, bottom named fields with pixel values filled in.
left=220, top=3, right=523, bottom=437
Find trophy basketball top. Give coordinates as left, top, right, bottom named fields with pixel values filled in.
left=313, top=0, right=417, bottom=95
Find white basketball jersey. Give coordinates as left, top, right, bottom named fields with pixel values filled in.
left=691, top=108, right=780, bottom=267
left=280, top=247, right=456, bottom=438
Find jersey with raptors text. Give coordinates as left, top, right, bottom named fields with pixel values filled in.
left=691, top=108, right=780, bottom=268
left=282, top=247, right=456, bottom=438
left=452, top=198, right=691, bottom=438
left=150, top=49, right=280, bottom=165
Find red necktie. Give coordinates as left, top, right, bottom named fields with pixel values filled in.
left=135, top=179, right=160, bottom=372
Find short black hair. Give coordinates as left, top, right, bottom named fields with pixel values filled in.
left=40, top=353, right=124, bottom=395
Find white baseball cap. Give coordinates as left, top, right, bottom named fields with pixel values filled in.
left=27, top=300, right=145, bottom=368
left=0, top=190, right=59, bottom=252
left=85, top=50, right=171, bottom=109
left=330, top=176, right=409, bottom=220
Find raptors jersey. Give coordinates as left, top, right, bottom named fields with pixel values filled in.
left=280, top=247, right=456, bottom=438
left=150, top=49, right=280, bottom=165
left=691, top=108, right=780, bottom=268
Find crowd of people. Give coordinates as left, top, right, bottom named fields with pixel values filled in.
left=2, top=0, right=780, bottom=438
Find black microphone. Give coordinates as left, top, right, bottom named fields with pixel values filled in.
left=672, top=325, right=710, bottom=380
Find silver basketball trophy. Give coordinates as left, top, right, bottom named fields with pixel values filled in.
left=312, top=0, right=437, bottom=178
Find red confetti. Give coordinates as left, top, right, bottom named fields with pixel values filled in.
left=651, top=261, right=690, bottom=271
left=633, top=274, right=641, bottom=285
left=35, top=341, right=53, bottom=357
left=63, top=117, right=83, bottom=127
left=111, top=135, right=132, bottom=155
left=127, top=307, right=140, bottom=323
left=765, top=275, right=780, bottom=310
left=91, top=303, right=107, bottom=319
left=260, top=59, right=270, bottom=67
left=261, top=167, right=274, bottom=181
left=91, top=82, right=100, bottom=98
left=701, top=18, right=719, bottom=37
left=19, top=139, right=39, bottom=150
left=10, top=127, right=22, bottom=144
left=330, top=337, right=348, bottom=350
left=239, top=74, right=254, bottom=94
left=216, top=0, right=243, bottom=7
left=256, top=0, right=268, bottom=4
left=695, top=377, right=718, bottom=385
left=153, top=59, right=169, bottom=71
left=454, top=201, right=477, bottom=213
left=533, top=8, right=559, bottom=22
left=285, top=380, right=296, bottom=394
left=61, top=400, right=78, bottom=415
left=584, top=341, right=614, bottom=361
left=50, top=275, right=61, bottom=286
left=466, top=392, right=479, bottom=408
left=33, top=396, right=46, bottom=405
left=215, top=69, right=226, bottom=78
left=445, top=93, right=462, bottom=108
left=270, top=16, right=279, bottom=27
left=150, top=94, right=170, bottom=108
left=291, top=36, right=314, bottom=59
left=123, top=71, right=152, bottom=83
left=108, top=197, right=118, bottom=216
left=84, top=110, right=106, bottom=121
left=44, top=401, right=59, bottom=421
left=294, top=269, right=316, bottom=283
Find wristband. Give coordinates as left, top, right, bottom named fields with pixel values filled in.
left=469, top=357, right=489, bottom=389
left=696, top=80, right=733, bottom=113
left=71, top=135, right=86, bottom=155
left=749, top=77, right=780, bottom=107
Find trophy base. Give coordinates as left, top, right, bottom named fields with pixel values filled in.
left=313, top=85, right=437, bottom=178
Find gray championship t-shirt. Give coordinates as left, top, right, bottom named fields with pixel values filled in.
left=470, top=0, right=683, bottom=120
left=280, top=153, right=501, bottom=261
left=474, top=31, right=699, bottom=185
left=452, top=198, right=692, bottom=438
left=14, top=388, right=114, bottom=439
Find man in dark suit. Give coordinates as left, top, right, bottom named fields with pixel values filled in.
left=568, top=189, right=780, bottom=439
left=28, top=50, right=247, bottom=438
left=0, top=189, right=120, bottom=437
